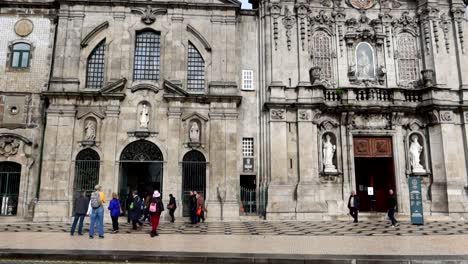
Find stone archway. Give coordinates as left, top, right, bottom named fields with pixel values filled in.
left=181, top=150, right=206, bottom=217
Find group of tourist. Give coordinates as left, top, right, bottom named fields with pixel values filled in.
left=70, top=185, right=179, bottom=238
left=188, top=191, right=206, bottom=224
left=347, top=188, right=399, bottom=227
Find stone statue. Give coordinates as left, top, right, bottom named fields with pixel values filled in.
left=84, top=120, right=96, bottom=141
left=139, top=104, right=149, bottom=129
left=357, top=49, right=371, bottom=79
left=323, top=134, right=337, bottom=173
left=409, top=135, right=425, bottom=173
left=189, top=122, right=200, bottom=142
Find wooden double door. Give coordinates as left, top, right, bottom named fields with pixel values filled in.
left=353, top=137, right=396, bottom=212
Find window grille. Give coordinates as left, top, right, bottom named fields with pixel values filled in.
left=187, top=43, right=205, bottom=92
left=242, top=138, right=254, bottom=157
left=86, top=40, right=106, bottom=88
left=11, top=43, right=31, bottom=68
left=74, top=149, right=100, bottom=198
left=133, top=31, right=161, bottom=81
left=397, top=33, right=419, bottom=82
left=311, top=31, right=333, bottom=80
left=242, top=70, right=254, bottom=90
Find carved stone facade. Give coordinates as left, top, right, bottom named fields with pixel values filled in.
left=2, top=0, right=468, bottom=221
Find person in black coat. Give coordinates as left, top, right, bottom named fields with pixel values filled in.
left=347, top=191, right=360, bottom=223
left=167, top=194, right=177, bottom=223
left=387, top=189, right=399, bottom=227
left=70, top=191, right=89, bottom=236
left=129, top=190, right=143, bottom=230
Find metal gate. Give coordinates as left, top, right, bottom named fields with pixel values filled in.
left=240, top=186, right=256, bottom=215
left=0, top=162, right=21, bottom=216
left=73, top=149, right=100, bottom=198
left=182, top=150, right=206, bottom=217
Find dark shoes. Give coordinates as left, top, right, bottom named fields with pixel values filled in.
left=89, top=236, right=93, bottom=239
left=150, top=231, right=159, bottom=237
left=99, top=236, right=104, bottom=239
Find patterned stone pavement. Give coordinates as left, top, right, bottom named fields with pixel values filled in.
left=1, top=220, right=468, bottom=236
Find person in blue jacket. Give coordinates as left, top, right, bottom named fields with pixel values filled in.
left=108, top=192, right=121, bottom=233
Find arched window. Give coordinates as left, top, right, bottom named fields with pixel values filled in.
left=11, top=43, right=31, bottom=68
left=74, top=149, right=100, bottom=197
left=187, top=43, right=205, bottom=92
left=397, top=33, right=419, bottom=82
left=311, top=31, right=333, bottom=80
left=86, top=40, right=106, bottom=88
left=133, top=31, right=161, bottom=81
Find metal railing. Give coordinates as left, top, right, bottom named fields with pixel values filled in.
left=240, top=186, right=256, bottom=215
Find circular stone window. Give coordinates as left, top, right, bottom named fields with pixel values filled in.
left=14, top=19, right=34, bottom=37
left=9, top=106, right=19, bottom=115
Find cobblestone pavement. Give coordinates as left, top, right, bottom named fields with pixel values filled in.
left=1, top=220, right=468, bottom=236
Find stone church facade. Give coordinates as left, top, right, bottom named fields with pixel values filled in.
left=1, top=0, right=468, bottom=221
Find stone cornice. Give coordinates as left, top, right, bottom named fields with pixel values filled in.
left=55, top=0, right=240, bottom=10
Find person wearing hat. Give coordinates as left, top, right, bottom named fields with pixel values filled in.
left=148, top=190, right=164, bottom=237
left=88, top=184, right=106, bottom=239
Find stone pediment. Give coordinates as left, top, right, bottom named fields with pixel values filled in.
left=76, top=110, right=105, bottom=120
left=164, top=80, right=188, bottom=97
left=181, top=112, right=209, bottom=122
left=100, top=78, right=127, bottom=94
left=130, top=83, right=161, bottom=94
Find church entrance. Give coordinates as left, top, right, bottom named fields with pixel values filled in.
left=0, top=162, right=21, bottom=216
left=181, top=150, right=206, bottom=217
left=353, top=137, right=395, bottom=212
left=119, top=140, right=163, bottom=215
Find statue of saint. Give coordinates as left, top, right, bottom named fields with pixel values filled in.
left=84, top=121, right=96, bottom=141
left=409, top=135, right=425, bottom=173
left=189, top=122, right=200, bottom=142
left=357, top=49, right=371, bottom=79
left=323, top=134, right=337, bottom=173
left=139, top=104, right=149, bottom=129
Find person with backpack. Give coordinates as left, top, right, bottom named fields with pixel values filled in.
left=88, top=185, right=106, bottom=239
left=129, top=190, right=143, bottom=230
left=70, top=191, right=89, bottom=236
left=149, top=190, right=164, bottom=237
left=108, top=192, right=121, bottom=233
left=167, top=193, right=177, bottom=223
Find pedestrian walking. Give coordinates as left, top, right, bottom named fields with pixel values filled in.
left=88, top=185, right=106, bottom=239
left=195, top=191, right=205, bottom=223
left=149, top=190, right=164, bottom=237
left=347, top=191, right=360, bottom=223
left=167, top=193, right=177, bottom=223
left=189, top=191, right=197, bottom=224
left=387, top=189, right=399, bottom=227
left=108, top=192, right=120, bottom=233
left=126, top=189, right=132, bottom=224
left=70, top=191, right=89, bottom=236
left=142, top=192, right=152, bottom=223
left=129, top=190, right=143, bottom=230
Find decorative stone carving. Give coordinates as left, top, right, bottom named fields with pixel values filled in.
left=282, top=7, right=296, bottom=51
left=271, top=109, right=286, bottom=120
left=418, top=7, right=440, bottom=55
left=14, top=19, right=33, bottom=37
left=346, top=0, right=376, bottom=10
left=269, top=3, right=281, bottom=50
left=381, top=0, right=401, bottom=9
left=421, top=69, right=435, bottom=87
left=440, top=110, right=453, bottom=122
left=439, top=13, right=451, bottom=53
left=323, top=134, right=337, bottom=173
left=409, top=134, right=425, bottom=174
left=84, top=120, right=96, bottom=141
left=139, top=104, right=149, bottom=129
left=309, top=66, right=321, bottom=85
left=428, top=109, right=440, bottom=124
left=131, top=6, right=167, bottom=25
left=0, top=138, right=20, bottom=157
left=189, top=121, right=200, bottom=143
left=298, top=110, right=310, bottom=121
left=295, top=2, right=309, bottom=51
left=352, top=114, right=390, bottom=129
left=465, top=112, right=468, bottom=123
left=451, top=7, right=466, bottom=54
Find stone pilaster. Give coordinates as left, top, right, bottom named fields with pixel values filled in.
left=165, top=106, right=182, bottom=218
left=102, top=104, right=120, bottom=198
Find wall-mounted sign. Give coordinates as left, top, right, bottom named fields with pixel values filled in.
left=408, top=177, right=424, bottom=225
left=367, top=187, right=374, bottom=196
left=243, top=157, right=254, bottom=173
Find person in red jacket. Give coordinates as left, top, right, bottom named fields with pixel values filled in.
left=149, top=190, right=164, bottom=237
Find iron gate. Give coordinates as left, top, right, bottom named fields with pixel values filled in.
left=73, top=149, right=100, bottom=198
left=240, top=186, right=256, bottom=215
left=182, top=150, right=206, bottom=217
left=0, top=162, right=21, bottom=216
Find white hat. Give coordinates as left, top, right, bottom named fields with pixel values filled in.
left=153, top=190, right=161, bottom=198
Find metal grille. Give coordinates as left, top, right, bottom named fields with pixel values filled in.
left=187, top=43, right=205, bottom=92
left=11, top=43, right=30, bottom=68
left=0, top=162, right=21, bottom=216
left=311, top=31, right=333, bottom=80
left=240, top=186, right=256, bottom=215
left=242, top=138, right=254, bottom=157
left=74, top=149, right=100, bottom=198
left=133, top=31, right=160, bottom=81
left=397, top=33, right=419, bottom=82
left=120, top=140, right=163, bottom=161
left=182, top=150, right=206, bottom=217
left=86, top=40, right=106, bottom=88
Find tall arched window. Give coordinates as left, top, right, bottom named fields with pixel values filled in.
left=133, top=31, right=161, bottom=81
left=311, top=31, right=333, bottom=80
left=187, top=43, right=205, bottom=92
left=11, top=43, right=31, bottom=69
left=86, top=40, right=106, bottom=88
left=74, top=149, right=100, bottom=197
left=397, top=33, right=419, bottom=82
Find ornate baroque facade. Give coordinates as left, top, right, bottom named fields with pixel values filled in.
left=1, top=0, right=468, bottom=221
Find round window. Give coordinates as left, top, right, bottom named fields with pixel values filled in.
left=9, top=106, right=18, bottom=115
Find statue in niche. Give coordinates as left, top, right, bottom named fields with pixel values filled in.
left=409, top=135, right=425, bottom=173
left=139, top=104, right=149, bottom=129
left=356, top=43, right=375, bottom=79
left=189, top=122, right=200, bottom=143
left=84, top=120, right=96, bottom=141
left=323, top=134, right=337, bottom=173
